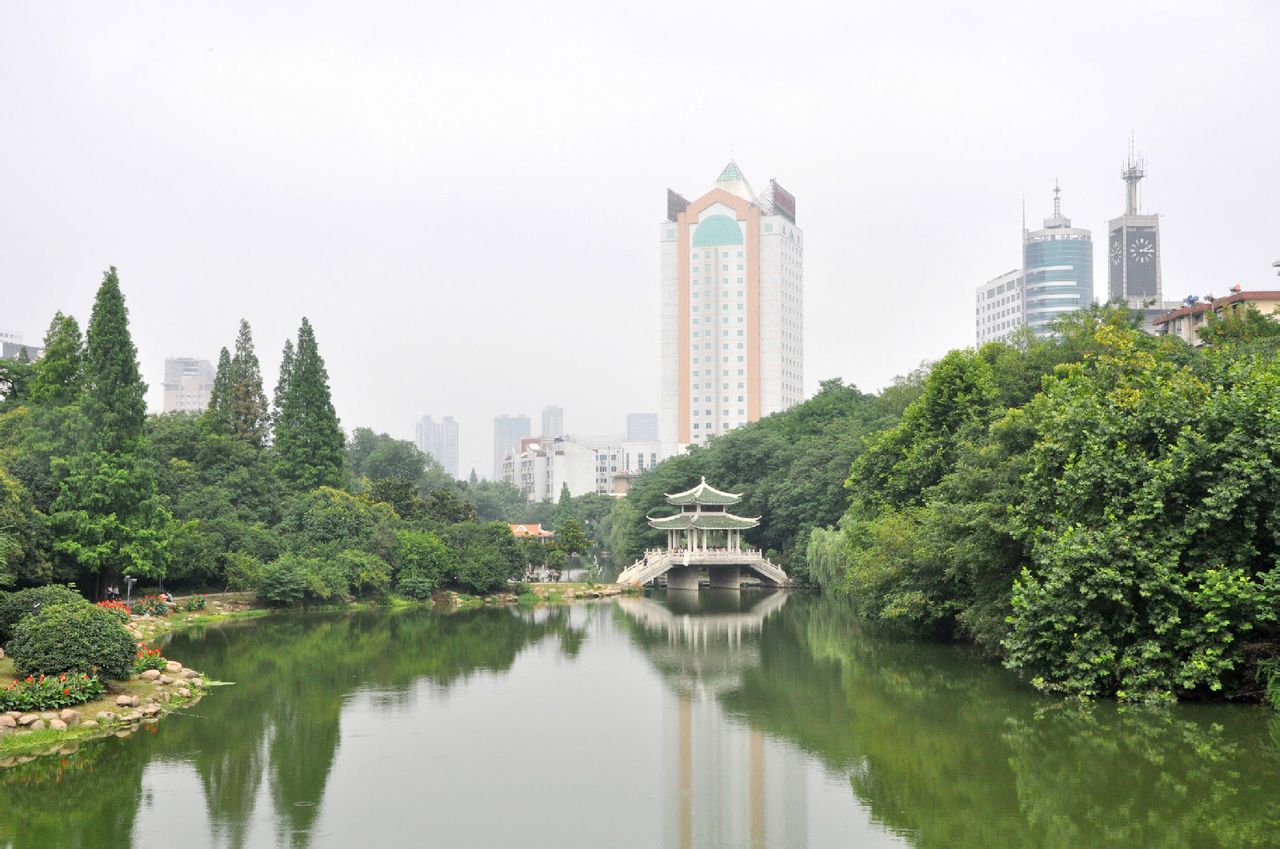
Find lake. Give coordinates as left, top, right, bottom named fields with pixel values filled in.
left=2, top=590, right=1278, bottom=848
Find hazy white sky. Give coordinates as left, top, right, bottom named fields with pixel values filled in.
left=3, top=1, right=1278, bottom=477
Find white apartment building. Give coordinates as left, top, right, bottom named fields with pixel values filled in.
left=502, top=435, right=668, bottom=501
left=975, top=269, right=1026, bottom=346
left=162, top=357, right=216, bottom=413
left=660, top=162, right=804, bottom=447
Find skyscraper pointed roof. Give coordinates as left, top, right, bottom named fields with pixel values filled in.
left=715, top=160, right=755, bottom=202
left=1043, top=181, right=1072, bottom=229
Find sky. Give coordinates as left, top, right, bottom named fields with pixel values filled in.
left=3, top=1, right=1278, bottom=478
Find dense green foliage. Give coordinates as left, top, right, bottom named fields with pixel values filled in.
left=609, top=379, right=903, bottom=578
left=0, top=271, right=578, bottom=609
left=823, top=307, right=1280, bottom=703
left=7, top=602, right=136, bottom=680
left=0, top=584, right=87, bottom=643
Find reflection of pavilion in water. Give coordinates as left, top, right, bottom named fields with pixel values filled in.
left=618, top=591, right=808, bottom=849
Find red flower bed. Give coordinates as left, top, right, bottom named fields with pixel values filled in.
left=1, top=673, right=105, bottom=711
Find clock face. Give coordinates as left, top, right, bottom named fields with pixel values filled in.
left=1110, top=241, right=1123, bottom=265
left=1129, top=237, right=1155, bottom=264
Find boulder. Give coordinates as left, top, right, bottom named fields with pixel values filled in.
left=158, top=675, right=173, bottom=685
left=115, top=695, right=139, bottom=708
left=17, top=714, right=38, bottom=727
left=165, top=661, right=183, bottom=673
left=141, top=705, right=162, bottom=717
left=48, top=719, right=67, bottom=731
left=190, top=677, right=204, bottom=688
left=59, top=709, right=80, bottom=724
left=96, top=711, right=116, bottom=723
left=81, top=719, right=99, bottom=730
left=29, top=719, right=46, bottom=731
left=139, top=669, right=161, bottom=681
left=176, top=687, right=191, bottom=698
left=182, top=669, right=199, bottom=679
left=5, top=710, right=22, bottom=719
left=121, top=711, right=142, bottom=723
left=40, top=711, right=58, bottom=721
left=0, top=715, right=16, bottom=729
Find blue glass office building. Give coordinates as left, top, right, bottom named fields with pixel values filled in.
left=1022, top=189, right=1093, bottom=337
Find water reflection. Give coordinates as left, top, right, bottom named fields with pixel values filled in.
left=618, top=591, right=810, bottom=849
left=1, top=595, right=1278, bottom=848
left=0, top=608, right=583, bottom=849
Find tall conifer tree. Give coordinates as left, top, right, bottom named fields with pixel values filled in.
left=51, top=268, right=171, bottom=591
left=227, top=320, right=269, bottom=447
left=271, top=337, right=295, bottom=436
left=208, top=346, right=232, bottom=428
left=83, top=268, right=146, bottom=452
left=273, top=318, right=343, bottom=491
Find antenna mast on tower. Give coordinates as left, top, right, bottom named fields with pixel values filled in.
left=1122, top=137, right=1145, bottom=216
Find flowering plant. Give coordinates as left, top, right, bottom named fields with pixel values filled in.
left=95, top=600, right=131, bottom=624
left=0, top=673, right=106, bottom=711
left=181, top=594, right=206, bottom=612
left=132, top=595, right=171, bottom=617
left=132, top=647, right=167, bottom=673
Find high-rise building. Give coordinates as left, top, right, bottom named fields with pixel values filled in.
left=540, top=405, right=564, bottom=439
left=1023, top=184, right=1093, bottom=337
left=975, top=269, right=1026, bottom=346
left=660, top=161, right=804, bottom=447
left=415, top=415, right=460, bottom=479
left=626, top=412, right=659, bottom=442
left=0, top=330, right=42, bottom=362
left=492, top=414, right=531, bottom=481
left=162, top=357, right=216, bottom=413
left=1108, top=148, right=1163, bottom=309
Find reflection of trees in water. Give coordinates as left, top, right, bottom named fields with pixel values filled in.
left=0, top=607, right=583, bottom=849
left=719, top=595, right=1280, bottom=849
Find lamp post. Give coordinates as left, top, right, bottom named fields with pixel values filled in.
left=124, top=575, right=138, bottom=608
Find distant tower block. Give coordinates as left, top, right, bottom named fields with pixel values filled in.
left=1108, top=143, right=1163, bottom=310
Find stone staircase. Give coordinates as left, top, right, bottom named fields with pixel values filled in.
left=616, top=549, right=791, bottom=587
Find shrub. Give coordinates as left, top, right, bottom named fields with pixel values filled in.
left=224, top=551, right=264, bottom=591
left=257, top=555, right=310, bottom=607
left=7, top=602, right=135, bottom=680
left=0, top=672, right=106, bottom=711
left=0, top=584, right=87, bottom=643
left=133, top=646, right=166, bottom=673
left=337, top=550, right=391, bottom=598
left=181, top=594, right=206, bottom=612
left=445, top=522, right=524, bottom=594
left=395, top=530, right=454, bottom=600
left=132, top=595, right=171, bottom=617
left=95, top=600, right=131, bottom=624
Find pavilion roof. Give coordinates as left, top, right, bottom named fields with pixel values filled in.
left=648, top=512, right=759, bottom=530
left=665, top=476, right=742, bottom=506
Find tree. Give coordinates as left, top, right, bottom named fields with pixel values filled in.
left=227, top=320, right=269, bottom=447
left=346, top=427, right=427, bottom=483
left=468, top=468, right=479, bottom=485
left=207, top=346, right=232, bottom=428
left=82, top=268, right=147, bottom=454
left=50, top=268, right=172, bottom=594
left=555, top=517, right=589, bottom=580
left=271, top=337, right=294, bottom=436
left=273, top=318, right=344, bottom=491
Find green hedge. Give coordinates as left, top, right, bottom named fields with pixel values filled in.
left=0, top=584, right=87, bottom=643
left=7, top=602, right=136, bottom=680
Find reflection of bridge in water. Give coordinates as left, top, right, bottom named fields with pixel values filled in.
left=617, top=591, right=808, bottom=849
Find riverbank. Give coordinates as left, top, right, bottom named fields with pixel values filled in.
left=0, top=652, right=210, bottom=762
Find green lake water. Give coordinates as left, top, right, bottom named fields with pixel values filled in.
left=2, top=590, right=1278, bottom=848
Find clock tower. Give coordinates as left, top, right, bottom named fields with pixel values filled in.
left=1107, top=146, right=1163, bottom=309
